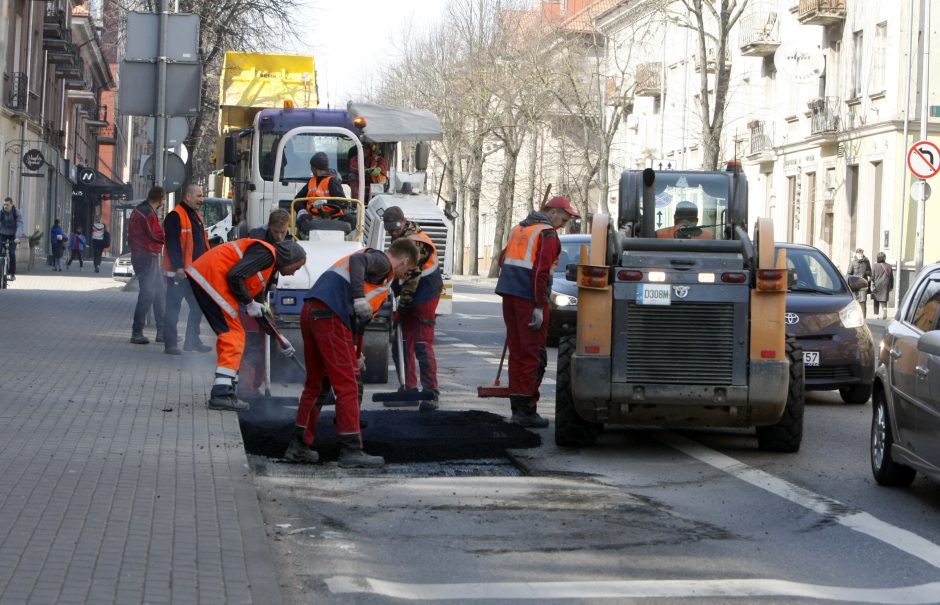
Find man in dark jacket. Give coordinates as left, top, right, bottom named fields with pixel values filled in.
left=1, top=197, right=25, bottom=281
left=128, top=187, right=167, bottom=344
left=871, top=252, right=894, bottom=320
left=847, top=248, right=873, bottom=318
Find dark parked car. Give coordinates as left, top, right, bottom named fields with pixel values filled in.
left=548, top=234, right=590, bottom=344
left=870, top=261, right=940, bottom=486
left=779, top=243, right=875, bottom=404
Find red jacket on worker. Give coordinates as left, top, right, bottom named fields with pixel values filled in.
left=128, top=200, right=164, bottom=255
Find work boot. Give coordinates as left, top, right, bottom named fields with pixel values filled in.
left=509, top=396, right=549, bottom=428
left=130, top=334, right=150, bottom=345
left=418, top=390, right=439, bottom=412
left=207, top=385, right=250, bottom=412
left=283, top=435, right=320, bottom=464
left=155, top=331, right=164, bottom=344
left=338, top=446, right=385, bottom=469
left=164, top=347, right=182, bottom=355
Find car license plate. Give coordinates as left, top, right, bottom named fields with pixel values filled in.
left=637, top=284, right=671, bottom=305
left=804, top=351, right=820, bottom=366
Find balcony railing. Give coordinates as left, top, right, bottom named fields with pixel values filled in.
left=809, top=97, right=841, bottom=135
left=96, top=126, right=116, bottom=144
left=4, top=73, right=28, bottom=112
left=43, top=6, right=67, bottom=41
left=797, top=0, right=846, bottom=26
left=748, top=120, right=774, bottom=156
left=739, top=12, right=781, bottom=57
left=635, top=62, right=661, bottom=97
left=86, top=104, right=108, bottom=124
left=693, top=46, right=731, bottom=73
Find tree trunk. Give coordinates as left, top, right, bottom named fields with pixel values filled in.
left=445, top=161, right=463, bottom=275
left=466, top=147, right=484, bottom=276
left=525, top=130, right=538, bottom=213
left=487, top=146, right=520, bottom=278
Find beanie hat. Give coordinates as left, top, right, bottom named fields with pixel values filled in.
left=274, top=240, right=306, bottom=268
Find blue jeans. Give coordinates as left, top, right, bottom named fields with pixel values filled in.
left=132, top=254, right=165, bottom=336
left=163, top=275, right=203, bottom=349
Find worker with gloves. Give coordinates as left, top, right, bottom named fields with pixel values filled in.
left=186, top=238, right=307, bottom=412
left=284, top=238, right=419, bottom=467
left=295, top=152, right=356, bottom=235
left=383, top=206, right=444, bottom=411
left=495, top=195, right=580, bottom=428
left=348, top=143, right=388, bottom=200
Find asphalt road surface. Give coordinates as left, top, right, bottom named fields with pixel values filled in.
left=247, top=281, right=940, bottom=605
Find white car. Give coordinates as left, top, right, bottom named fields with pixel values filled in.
left=112, top=253, right=134, bottom=282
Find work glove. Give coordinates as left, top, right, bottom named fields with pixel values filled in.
left=527, top=308, right=544, bottom=330
left=369, top=167, right=382, bottom=178
left=245, top=301, right=264, bottom=318
left=278, top=341, right=296, bottom=357
left=353, top=297, right=373, bottom=323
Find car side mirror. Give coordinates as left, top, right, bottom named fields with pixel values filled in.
left=918, top=330, right=940, bottom=356
left=565, top=263, right=578, bottom=282
left=847, top=275, right=869, bottom=292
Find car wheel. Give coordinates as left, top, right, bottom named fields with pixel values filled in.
left=757, top=335, right=805, bottom=453
left=870, top=388, right=916, bottom=486
left=839, top=384, right=872, bottom=405
left=554, top=335, right=602, bottom=447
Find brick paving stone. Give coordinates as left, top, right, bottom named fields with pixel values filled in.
left=0, top=272, right=282, bottom=605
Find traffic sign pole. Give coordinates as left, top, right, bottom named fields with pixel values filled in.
left=916, top=0, right=931, bottom=273
left=154, top=0, right=169, bottom=209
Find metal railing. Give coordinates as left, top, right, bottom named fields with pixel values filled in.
left=4, top=73, right=28, bottom=111
left=798, top=0, right=846, bottom=20
left=809, top=97, right=841, bottom=134
left=635, top=62, right=661, bottom=95
left=748, top=121, right=774, bottom=155
left=739, top=12, right=780, bottom=49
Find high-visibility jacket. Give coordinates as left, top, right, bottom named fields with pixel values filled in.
left=655, top=225, right=715, bottom=240
left=186, top=239, right=276, bottom=319
left=163, top=204, right=209, bottom=273
left=305, top=250, right=394, bottom=329
left=495, top=223, right=554, bottom=300
left=304, top=177, right=344, bottom=218
left=407, top=230, right=443, bottom=304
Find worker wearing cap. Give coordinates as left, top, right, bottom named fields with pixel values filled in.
left=285, top=239, right=419, bottom=467
left=383, top=206, right=444, bottom=411
left=295, top=152, right=356, bottom=234
left=655, top=201, right=714, bottom=240
left=186, top=238, right=307, bottom=412
left=495, top=195, right=580, bottom=428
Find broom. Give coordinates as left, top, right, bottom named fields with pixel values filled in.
left=477, top=338, right=511, bottom=398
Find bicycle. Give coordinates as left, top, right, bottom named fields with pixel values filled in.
left=0, top=238, right=8, bottom=289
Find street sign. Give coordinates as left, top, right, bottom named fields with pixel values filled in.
left=125, top=12, right=199, bottom=62
left=119, top=62, right=202, bottom=116
left=911, top=180, right=932, bottom=201
left=907, top=140, right=940, bottom=179
left=648, top=158, right=676, bottom=171
left=142, top=152, right=186, bottom=193
left=22, top=149, right=45, bottom=171
left=78, top=167, right=96, bottom=184
left=145, top=117, right=189, bottom=146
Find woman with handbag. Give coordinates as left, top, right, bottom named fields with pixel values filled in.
left=871, top=252, right=894, bottom=320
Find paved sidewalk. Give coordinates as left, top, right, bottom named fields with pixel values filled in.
left=0, top=269, right=281, bottom=604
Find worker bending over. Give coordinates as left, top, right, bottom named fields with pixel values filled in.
left=187, top=238, right=307, bottom=412
left=496, top=195, right=580, bottom=428
left=285, top=239, right=419, bottom=467
left=383, top=206, right=443, bottom=411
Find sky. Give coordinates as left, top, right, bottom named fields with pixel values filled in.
left=288, top=1, right=450, bottom=108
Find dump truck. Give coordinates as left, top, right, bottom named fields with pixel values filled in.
left=556, top=165, right=804, bottom=452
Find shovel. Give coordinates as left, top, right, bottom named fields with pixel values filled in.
left=371, top=295, right=435, bottom=405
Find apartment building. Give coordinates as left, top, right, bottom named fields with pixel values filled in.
left=1, top=0, right=128, bottom=271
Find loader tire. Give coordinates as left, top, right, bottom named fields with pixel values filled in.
left=757, top=335, right=805, bottom=453
left=555, top=335, right=602, bottom=447
left=361, top=328, right=389, bottom=384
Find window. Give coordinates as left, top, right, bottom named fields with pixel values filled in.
left=852, top=30, right=864, bottom=99
left=873, top=23, right=887, bottom=93
left=909, top=277, right=940, bottom=332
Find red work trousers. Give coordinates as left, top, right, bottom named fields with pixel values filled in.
left=296, top=300, right=361, bottom=447
left=502, top=295, right=549, bottom=408
left=237, top=311, right=267, bottom=395
left=399, top=296, right=439, bottom=392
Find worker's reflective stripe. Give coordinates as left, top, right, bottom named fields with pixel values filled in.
left=408, top=231, right=439, bottom=278
left=230, top=240, right=267, bottom=289
left=188, top=265, right=238, bottom=318
left=214, top=368, right=237, bottom=380
left=328, top=257, right=391, bottom=306
left=502, top=224, right=552, bottom=269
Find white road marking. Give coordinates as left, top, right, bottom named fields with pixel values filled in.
left=326, top=576, right=940, bottom=602
left=658, top=432, right=940, bottom=570
left=454, top=313, right=498, bottom=320
left=437, top=336, right=459, bottom=342
left=452, top=343, right=478, bottom=348
left=454, top=293, right=501, bottom=303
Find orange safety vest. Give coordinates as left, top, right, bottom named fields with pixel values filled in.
left=163, top=204, right=209, bottom=273
left=495, top=223, right=555, bottom=300
left=655, top=225, right=715, bottom=240
left=304, top=176, right=344, bottom=218
left=330, top=255, right=395, bottom=317
left=408, top=231, right=439, bottom=278
left=186, top=239, right=276, bottom=319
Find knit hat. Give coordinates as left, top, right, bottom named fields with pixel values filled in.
left=274, top=240, right=306, bottom=268
left=310, top=152, right=329, bottom=170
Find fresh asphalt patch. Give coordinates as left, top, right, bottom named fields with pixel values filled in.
left=237, top=396, right=541, bottom=464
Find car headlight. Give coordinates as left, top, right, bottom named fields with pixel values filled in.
left=839, top=300, right=865, bottom=328
left=551, top=291, right=578, bottom=307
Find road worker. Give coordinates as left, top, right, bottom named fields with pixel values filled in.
left=285, top=238, right=419, bottom=467
left=383, top=206, right=443, bottom=411
left=496, top=195, right=580, bottom=428
left=348, top=143, right=388, bottom=201
left=295, top=152, right=356, bottom=235
left=655, top=201, right=714, bottom=240
left=187, top=238, right=307, bottom=412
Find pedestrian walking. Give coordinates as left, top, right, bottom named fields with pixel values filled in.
left=383, top=205, right=444, bottom=411
left=50, top=219, right=66, bottom=272
left=285, top=240, right=418, bottom=467
left=162, top=184, right=211, bottom=355
left=90, top=220, right=110, bottom=273
left=496, top=195, right=580, bottom=428
left=871, top=252, right=894, bottom=320
left=186, top=238, right=307, bottom=412
left=847, top=248, right=872, bottom=318
left=1, top=197, right=25, bottom=281
left=66, top=226, right=86, bottom=270
left=128, top=187, right=167, bottom=345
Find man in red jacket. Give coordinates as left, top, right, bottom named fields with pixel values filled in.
left=496, top=195, right=579, bottom=427
left=128, top=186, right=167, bottom=345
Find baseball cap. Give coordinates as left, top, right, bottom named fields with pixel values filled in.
left=544, top=195, right=580, bottom=219
left=382, top=205, right=405, bottom=231
left=310, top=152, right=329, bottom=170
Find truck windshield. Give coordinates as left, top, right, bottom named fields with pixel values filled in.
left=648, top=173, right=730, bottom=240
left=259, top=133, right=356, bottom=182
left=201, top=199, right=231, bottom=226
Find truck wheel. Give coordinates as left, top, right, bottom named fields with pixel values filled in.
left=839, top=384, right=872, bottom=405
left=757, top=335, right=805, bottom=453
left=555, top=335, right=602, bottom=447
left=360, top=328, right=389, bottom=384
left=870, top=387, right=916, bottom=486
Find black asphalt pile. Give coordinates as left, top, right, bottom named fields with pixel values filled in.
left=238, top=397, right=541, bottom=463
